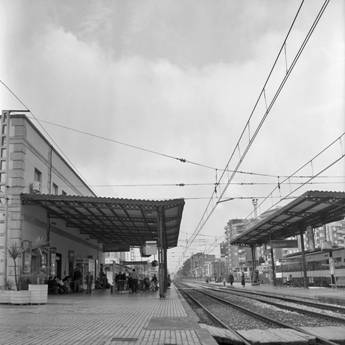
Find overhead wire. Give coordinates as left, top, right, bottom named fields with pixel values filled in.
left=245, top=132, right=345, bottom=219
left=183, top=0, right=330, bottom=257
left=0, top=79, right=96, bottom=195
left=23, top=116, right=342, bottom=180
left=21, top=116, right=292, bottom=178
left=88, top=181, right=344, bottom=188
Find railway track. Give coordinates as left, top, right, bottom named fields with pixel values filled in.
left=177, top=282, right=343, bottom=345
left=194, top=283, right=345, bottom=324
left=197, top=281, right=345, bottom=315
left=179, top=287, right=255, bottom=345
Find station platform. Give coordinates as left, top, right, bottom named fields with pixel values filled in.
left=212, top=281, right=345, bottom=306
left=0, top=285, right=218, bottom=345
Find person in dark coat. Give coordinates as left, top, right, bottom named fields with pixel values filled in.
left=241, top=272, right=245, bottom=287
left=86, top=271, right=93, bottom=294
left=229, top=272, right=234, bottom=286
left=73, top=267, right=82, bottom=293
left=131, top=269, right=138, bottom=293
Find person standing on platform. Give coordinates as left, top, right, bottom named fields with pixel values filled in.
left=106, top=268, right=114, bottom=294
left=151, top=274, right=158, bottom=291
left=115, top=272, right=120, bottom=292
left=73, top=267, right=82, bottom=293
left=229, top=272, right=234, bottom=286
left=241, top=271, right=245, bottom=287
left=131, top=269, right=138, bottom=293
left=86, top=271, right=93, bottom=294
left=121, top=271, right=126, bottom=291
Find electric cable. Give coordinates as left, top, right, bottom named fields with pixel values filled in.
left=89, top=181, right=344, bottom=188
left=24, top=116, right=342, bottom=180
left=0, top=80, right=96, bottom=195
left=183, top=0, right=330, bottom=257
left=245, top=132, right=345, bottom=219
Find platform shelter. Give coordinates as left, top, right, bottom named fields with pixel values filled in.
left=21, top=194, right=185, bottom=297
left=231, top=190, right=345, bottom=288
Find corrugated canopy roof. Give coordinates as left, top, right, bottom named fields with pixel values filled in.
left=21, top=194, right=185, bottom=251
left=231, top=191, right=345, bottom=246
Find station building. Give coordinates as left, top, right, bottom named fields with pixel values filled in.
left=0, top=111, right=103, bottom=289
left=0, top=111, right=184, bottom=297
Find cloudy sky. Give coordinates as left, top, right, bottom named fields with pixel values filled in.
left=1, top=0, right=344, bottom=271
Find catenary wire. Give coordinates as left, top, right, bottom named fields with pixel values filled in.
left=0, top=79, right=96, bottom=195
left=245, top=132, right=345, bottom=219
left=21, top=116, right=313, bottom=178
left=183, top=0, right=330, bottom=257
left=89, top=181, right=344, bottom=187
left=185, top=0, right=306, bottom=250
left=23, top=116, right=342, bottom=180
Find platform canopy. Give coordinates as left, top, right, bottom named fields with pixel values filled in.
left=231, top=191, right=345, bottom=246
left=21, top=194, right=184, bottom=252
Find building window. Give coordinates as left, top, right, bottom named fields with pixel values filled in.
left=61, top=190, right=67, bottom=196
left=1, top=148, right=6, bottom=158
left=52, top=183, right=58, bottom=195
left=34, top=168, right=42, bottom=182
left=0, top=173, right=6, bottom=183
left=0, top=160, right=6, bottom=171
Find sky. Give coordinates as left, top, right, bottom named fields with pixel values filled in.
left=1, top=0, right=344, bottom=272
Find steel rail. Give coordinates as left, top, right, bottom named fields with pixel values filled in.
left=198, top=281, right=345, bottom=314
left=196, top=287, right=341, bottom=345
left=178, top=285, right=255, bottom=345
left=202, top=285, right=345, bottom=323
left=222, top=285, right=345, bottom=314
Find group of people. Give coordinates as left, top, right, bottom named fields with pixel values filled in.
left=206, top=271, right=246, bottom=287
left=47, top=266, right=160, bottom=295
left=113, top=269, right=158, bottom=293
left=48, top=267, right=93, bottom=295
left=47, top=274, right=74, bottom=294
left=227, top=272, right=246, bottom=287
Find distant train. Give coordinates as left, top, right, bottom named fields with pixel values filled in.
left=275, top=247, right=345, bottom=287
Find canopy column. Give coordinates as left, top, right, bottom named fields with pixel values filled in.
left=157, top=206, right=167, bottom=298
left=270, top=241, right=276, bottom=286
left=250, top=245, right=256, bottom=285
left=299, top=229, right=309, bottom=289
left=47, top=213, right=51, bottom=277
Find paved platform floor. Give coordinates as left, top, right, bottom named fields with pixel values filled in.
left=0, top=286, right=217, bottom=345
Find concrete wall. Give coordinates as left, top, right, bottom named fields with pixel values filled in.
left=23, top=205, right=101, bottom=277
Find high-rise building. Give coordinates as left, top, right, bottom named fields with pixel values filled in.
left=309, top=220, right=345, bottom=249
left=223, top=219, right=251, bottom=273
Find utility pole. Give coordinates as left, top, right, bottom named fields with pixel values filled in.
left=252, top=198, right=258, bottom=218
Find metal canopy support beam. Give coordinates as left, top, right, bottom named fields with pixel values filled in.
left=270, top=242, right=276, bottom=286
left=230, top=191, right=345, bottom=247
left=47, top=212, right=51, bottom=277
left=300, top=229, right=309, bottom=289
left=251, top=245, right=256, bottom=285
left=21, top=194, right=184, bottom=250
left=157, top=206, right=166, bottom=298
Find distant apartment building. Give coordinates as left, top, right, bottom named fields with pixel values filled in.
left=304, top=220, right=345, bottom=250
left=221, top=209, right=283, bottom=274
left=190, top=253, right=215, bottom=278
left=211, top=259, right=226, bottom=281
left=223, top=219, right=251, bottom=273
